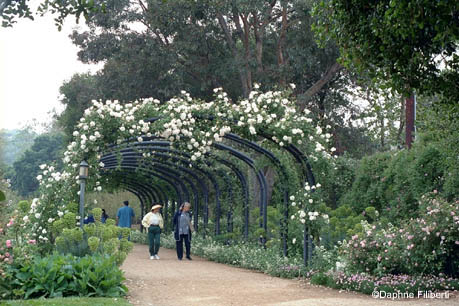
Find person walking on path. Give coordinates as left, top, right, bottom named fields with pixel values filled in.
left=116, top=200, right=135, bottom=228
left=142, top=204, right=164, bottom=260
left=173, top=202, right=194, bottom=260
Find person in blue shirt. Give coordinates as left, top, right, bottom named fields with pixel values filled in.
left=116, top=200, right=135, bottom=228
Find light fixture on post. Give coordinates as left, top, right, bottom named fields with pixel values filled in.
left=78, top=161, right=89, bottom=228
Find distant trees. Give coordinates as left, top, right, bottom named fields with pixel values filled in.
left=9, top=133, right=64, bottom=196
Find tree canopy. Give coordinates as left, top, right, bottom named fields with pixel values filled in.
left=312, top=0, right=459, bottom=103
left=0, top=0, right=109, bottom=28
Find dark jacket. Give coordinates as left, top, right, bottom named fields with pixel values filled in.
left=173, top=211, right=192, bottom=242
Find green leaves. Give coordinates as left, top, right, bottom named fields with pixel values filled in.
left=312, top=0, right=459, bottom=104
left=0, top=190, right=5, bottom=201
left=0, top=253, right=127, bottom=299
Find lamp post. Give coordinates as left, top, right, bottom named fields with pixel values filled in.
left=79, top=161, right=89, bottom=228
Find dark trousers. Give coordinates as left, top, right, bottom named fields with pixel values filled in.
left=148, top=225, right=161, bottom=256
left=176, top=234, right=190, bottom=259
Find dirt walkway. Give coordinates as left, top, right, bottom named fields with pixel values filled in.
left=121, top=244, right=458, bottom=306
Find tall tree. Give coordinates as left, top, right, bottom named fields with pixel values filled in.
left=312, top=0, right=459, bottom=104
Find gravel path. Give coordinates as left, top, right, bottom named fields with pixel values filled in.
left=121, top=244, right=458, bottom=306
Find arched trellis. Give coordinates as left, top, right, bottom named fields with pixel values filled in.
left=32, top=88, right=335, bottom=268
left=99, top=124, right=316, bottom=260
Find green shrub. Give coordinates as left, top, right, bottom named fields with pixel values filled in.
left=340, top=194, right=459, bottom=276
left=53, top=212, right=132, bottom=264
left=0, top=253, right=127, bottom=300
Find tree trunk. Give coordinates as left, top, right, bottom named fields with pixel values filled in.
left=405, top=94, right=415, bottom=149
left=216, top=12, right=250, bottom=97
left=298, top=62, right=343, bottom=111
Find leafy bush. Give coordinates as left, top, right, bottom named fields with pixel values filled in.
left=340, top=194, right=459, bottom=276
left=0, top=253, right=127, bottom=300
left=342, top=144, right=456, bottom=221
left=53, top=209, right=133, bottom=265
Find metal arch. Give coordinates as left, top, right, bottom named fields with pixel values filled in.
left=102, top=142, right=249, bottom=236
left=102, top=155, right=192, bottom=204
left=103, top=160, right=200, bottom=228
left=211, top=156, right=250, bottom=238
left=120, top=179, right=158, bottom=214
left=104, top=152, right=207, bottom=233
left=213, top=142, right=268, bottom=245
left=102, top=157, right=200, bottom=216
left=110, top=141, right=251, bottom=238
left=217, top=168, right=234, bottom=234
left=103, top=167, right=184, bottom=229
left=102, top=167, right=179, bottom=228
left=102, top=151, right=210, bottom=230
left=224, top=133, right=291, bottom=255
left=103, top=159, right=191, bottom=205
left=102, top=166, right=183, bottom=212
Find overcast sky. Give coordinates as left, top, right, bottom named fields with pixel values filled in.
left=0, top=13, right=99, bottom=132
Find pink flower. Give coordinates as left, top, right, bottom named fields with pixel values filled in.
left=6, top=240, right=12, bottom=248
left=455, top=241, right=459, bottom=245
left=4, top=252, right=9, bottom=257
left=28, top=240, right=36, bottom=245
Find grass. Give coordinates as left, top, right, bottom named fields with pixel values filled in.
left=2, top=297, right=131, bottom=306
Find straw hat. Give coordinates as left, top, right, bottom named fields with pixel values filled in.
left=151, top=204, right=162, bottom=211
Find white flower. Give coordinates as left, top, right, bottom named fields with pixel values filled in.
left=309, top=199, right=313, bottom=204
left=35, top=213, right=41, bottom=219
left=120, top=126, right=126, bottom=132
left=97, top=186, right=102, bottom=191
left=289, top=195, right=295, bottom=201
left=39, top=164, right=47, bottom=170
left=57, top=211, right=64, bottom=217
left=291, top=202, right=296, bottom=206
left=292, top=238, right=296, bottom=244
left=23, top=216, right=29, bottom=222
left=290, top=83, right=296, bottom=89
left=36, top=175, right=43, bottom=181
left=249, top=126, right=256, bottom=135
left=42, top=229, right=47, bottom=234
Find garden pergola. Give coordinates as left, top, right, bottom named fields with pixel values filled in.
left=34, top=89, right=333, bottom=266
left=97, top=116, right=316, bottom=264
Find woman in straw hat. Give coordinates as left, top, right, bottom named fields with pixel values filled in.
left=142, top=204, right=164, bottom=260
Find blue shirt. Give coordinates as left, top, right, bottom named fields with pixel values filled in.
left=117, top=206, right=135, bottom=228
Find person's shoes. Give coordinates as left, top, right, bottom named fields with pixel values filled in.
left=150, top=256, right=154, bottom=260
left=155, top=255, right=160, bottom=260
left=186, top=256, right=192, bottom=260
